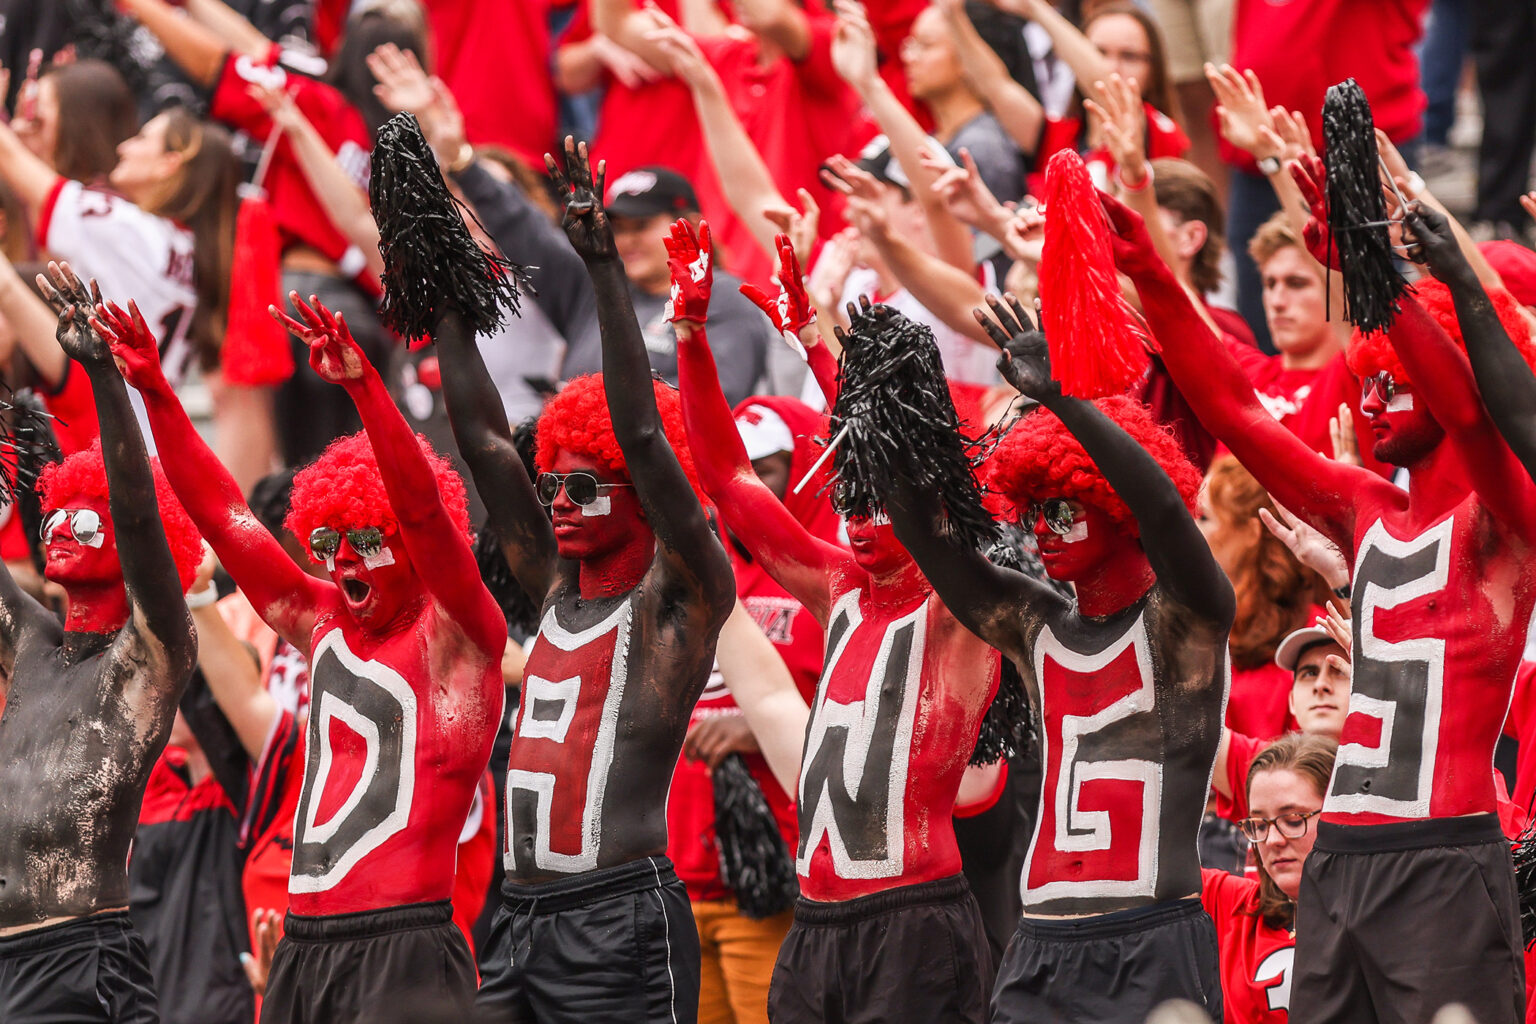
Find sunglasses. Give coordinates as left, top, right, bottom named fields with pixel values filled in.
left=309, top=526, right=385, bottom=561
left=535, top=472, right=633, bottom=508
left=1237, top=808, right=1322, bottom=844
left=42, top=508, right=105, bottom=548
left=1362, top=371, right=1398, bottom=404
left=1027, top=498, right=1078, bottom=536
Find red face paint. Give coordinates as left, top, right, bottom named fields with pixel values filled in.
left=43, top=494, right=131, bottom=633
left=1360, top=381, right=1445, bottom=466
left=325, top=525, right=429, bottom=635
left=844, top=514, right=919, bottom=583
left=1033, top=501, right=1155, bottom=616
left=547, top=450, right=655, bottom=599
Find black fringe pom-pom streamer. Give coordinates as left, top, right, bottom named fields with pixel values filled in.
left=713, top=754, right=799, bottom=919
left=969, top=531, right=1040, bottom=766
left=5, top=391, right=63, bottom=579
left=1513, top=821, right=1536, bottom=948
left=473, top=522, right=541, bottom=639
left=829, top=304, right=997, bottom=553
left=1322, top=79, right=1408, bottom=336
left=370, top=112, right=530, bottom=342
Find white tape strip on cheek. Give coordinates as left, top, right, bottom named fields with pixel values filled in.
left=1385, top=392, right=1414, bottom=413
left=325, top=554, right=336, bottom=573
left=869, top=510, right=891, bottom=526
left=1061, top=521, right=1089, bottom=544
left=362, top=546, right=396, bottom=570
left=581, top=495, right=612, bottom=517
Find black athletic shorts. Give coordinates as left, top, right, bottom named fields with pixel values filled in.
left=1292, top=813, right=1525, bottom=1024
left=0, top=911, right=158, bottom=1024
left=259, top=899, right=475, bottom=1024
left=990, top=897, right=1222, bottom=1024
left=767, top=874, right=992, bottom=1024
left=475, top=855, right=701, bottom=1024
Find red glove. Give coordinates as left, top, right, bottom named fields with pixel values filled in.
left=1097, top=192, right=1167, bottom=280
left=664, top=219, right=713, bottom=324
left=740, top=234, right=817, bottom=352
left=1288, top=153, right=1340, bottom=271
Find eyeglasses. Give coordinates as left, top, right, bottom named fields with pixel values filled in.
left=1237, top=809, right=1322, bottom=844
left=42, top=509, right=105, bottom=548
left=535, top=472, right=634, bottom=508
left=1362, top=371, right=1397, bottom=404
left=1028, top=498, right=1078, bottom=536
left=309, top=526, right=385, bottom=561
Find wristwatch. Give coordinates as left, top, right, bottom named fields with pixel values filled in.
left=1257, top=155, right=1282, bottom=176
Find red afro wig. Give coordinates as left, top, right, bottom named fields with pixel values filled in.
left=984, top=395, right=1201, bottom=536
left=535, top=374, right=706, bottom=504
left=1347, top=277, right=1536, bottom=386
left=37, top=439, right=204, bottom=591
left=284, top=431, right=472, bottom=563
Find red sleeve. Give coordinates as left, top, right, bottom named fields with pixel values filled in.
left=209, top=46, right=286, bottom=141
left=1145, top=103, right=1191, bottom=159
left=1216, top=730, right=1265, bottom=822
left=41, top=362, right=102, bottom=454
left=34, top=176, right=66, bottom=250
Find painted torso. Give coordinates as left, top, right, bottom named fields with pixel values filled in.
left=1017, top=584, right=1228, bottom=916
left=0, top=630, right=183, bottom=926
left=1327, top=495, right=1536, bottom=825
left=795, top=577, right=997, bottom=902
left=288, top=602, right=502, bottom=914
left=504, top=578, right=714, bottom=882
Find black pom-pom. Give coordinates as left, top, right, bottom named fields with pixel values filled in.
left=713, top=754, right=798, bottom=919
left=829, top=303, right=997, bottom=553
left=969, top=530, right=1041, bottom=765
left=370, top=112, right=530, bottom=342
left=1322, top=79, right=1408, bottom=335
left=1513, top=821, right=1536, bottom=948
left=4, top=390, right=63, bottom=578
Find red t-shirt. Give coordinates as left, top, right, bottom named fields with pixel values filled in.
left=425, top=0, right=556, bottom=167
left=1227, top=662, right=1294, bottom=746
left=1215, top=729, right=1269, bottom=822
left=1223, top=0, right=1429, bottom=175
left=210, top=46, right=372, bottom=270
left=1201, top=868, right=1295, bottom=1023
left=40, top=363, right=101, bottom=455
left=1031, top=102, right=1188, bottom=194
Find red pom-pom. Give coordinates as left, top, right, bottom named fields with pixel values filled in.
left=1038, top=150, right=1154, bottom=397
left=223, top=195, right=294, bottom=387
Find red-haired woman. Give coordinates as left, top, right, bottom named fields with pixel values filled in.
left=883, top=297, right=1232, bottom=1022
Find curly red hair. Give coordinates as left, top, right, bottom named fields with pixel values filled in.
left=535, top=374, right=705, bottom=504
left=984, top=395, right=1201, bottom=535
left=37, top=439, right=204, bottom=590
left=1347, top=278, right=1536, bottom=385
left=284, top=431, right=471, bottom=563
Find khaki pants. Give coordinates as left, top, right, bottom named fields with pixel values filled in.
left=693, top=899, right=792, bottom=1024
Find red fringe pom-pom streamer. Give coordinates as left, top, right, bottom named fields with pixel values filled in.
left=1038, top=150, right=1154, bottom=398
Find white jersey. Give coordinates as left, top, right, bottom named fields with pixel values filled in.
left=40, top=180, right=198, bottom=451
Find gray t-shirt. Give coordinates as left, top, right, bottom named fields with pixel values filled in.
left=948, top=111, right=1026, bottom=207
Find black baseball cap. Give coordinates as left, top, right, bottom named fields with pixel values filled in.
left=605, top=166, right=699, bottom=219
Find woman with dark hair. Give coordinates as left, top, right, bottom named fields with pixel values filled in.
left=1201, top=732, right=1337, bottom=1023
left=13, top=58, right=138, bottom=185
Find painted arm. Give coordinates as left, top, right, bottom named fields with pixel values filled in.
left=550, top=141, right=736, bottom=618
left=275, top=296, right=510, bottom=655
left=739, top=234, right=843, bottom=406
left=674, top=238, right=841, bottom=621
left=1100, top=192, right=1369, bottom=547
left=0, top=118, right=59, bottom=222
left=982, top=299, right=1234, bottom=623
left=117, top=0, right=230, bottom=87
left=715, top=598, right=809, bottom=793
left=38, top=267, right=194, bottom=671
left=436, top=294, right=558, bottom=601
left=93, top=299, right=327, bottom=649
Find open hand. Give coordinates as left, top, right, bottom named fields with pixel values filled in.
left=762, top=187, right=820, bottom=270
left=270, top=292, right=370, bottom=384
left=1205, top=63, right=1277, bottom=159
left=36, top=262, right=110, bottom=368
left=1258, top=500, right=1350, bottom=590
left=741, top=233, right=817, bottom=350
left=663, top=219, right=713, bottom=324
left=367, top=42, right=437, bottom=116
left=1084, top=73, right=1147, bottom=186
left=830, top=0, right=880, bottom=94
left=1288, top=153, right=1340, bottom=270
left=974, top=293, right=1057, bottom=400
left=92, top=297, right=171, bottom=392
left=546, top=136, right=614, bottom=261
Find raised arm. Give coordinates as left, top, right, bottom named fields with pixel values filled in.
left=739, top=232, right=843, bottom=407
left=436, top=295, right=558, bottom=600
left=675, top=235, right=842, bottom=620
left=274, top=295, right=509, bottom=655
left=0, top=253, right=68, bottom=386
left=38, top=266, right=194, bottom=671
left=185, top=547, right=278, bottom=761
left=715, top=598, right=810, bottom=793
left=117, top=0, right=230, bottom=87
left=92, top=298, right=327, bottom=648
left=0, top=117, right=61, bottom=222
left=1100, top=192, right=1369, bottom=546
left=939, top=0, right=1044, bottom=154
left=549, top=140, right=735, bottom=616
left=183, top=0, right=277, bottom=63
left=982, top=296, right=1234, bottom=623
left=1012, top=0, right=1118, bottom=113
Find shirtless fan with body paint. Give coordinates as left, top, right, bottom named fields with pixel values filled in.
left=0, top=264, right=201, bottom=1024
left=95, top=286, right=507, bottom=1023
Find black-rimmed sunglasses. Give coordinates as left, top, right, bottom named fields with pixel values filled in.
left=535, top=472, right=634, bottom=507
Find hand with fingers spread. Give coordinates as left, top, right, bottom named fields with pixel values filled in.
left=927, top=147, right=1011, bottom=235
left=741, top=233, right=817, bottom=349
left=975, top=293, right=1057, bottom=400
left=762, top=188, right=820, bottom=269
left=545, top=136, right=614, bottom=261
left=270, top=292, right=371, bottom=385
left=1097, top=192, right=1165, bottom=279
left=35, top=262, right=110, bottom=368
left=92, top=298, right=171, bottom=392
left=664, top=219, right=713, bottom=324
left=1258, top=500, right=1350, bottom=590
left=1288, top=153, right=1339, bottom=270
left=1083, top=73, right=1148, bottom=187
left=1204, top=63, right=1278, bottom=159
left=820, top=153, right=885, bottom=203
left=830, top=0, right=880, bottom=94
left=367, top=42, right=438, bottom=119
